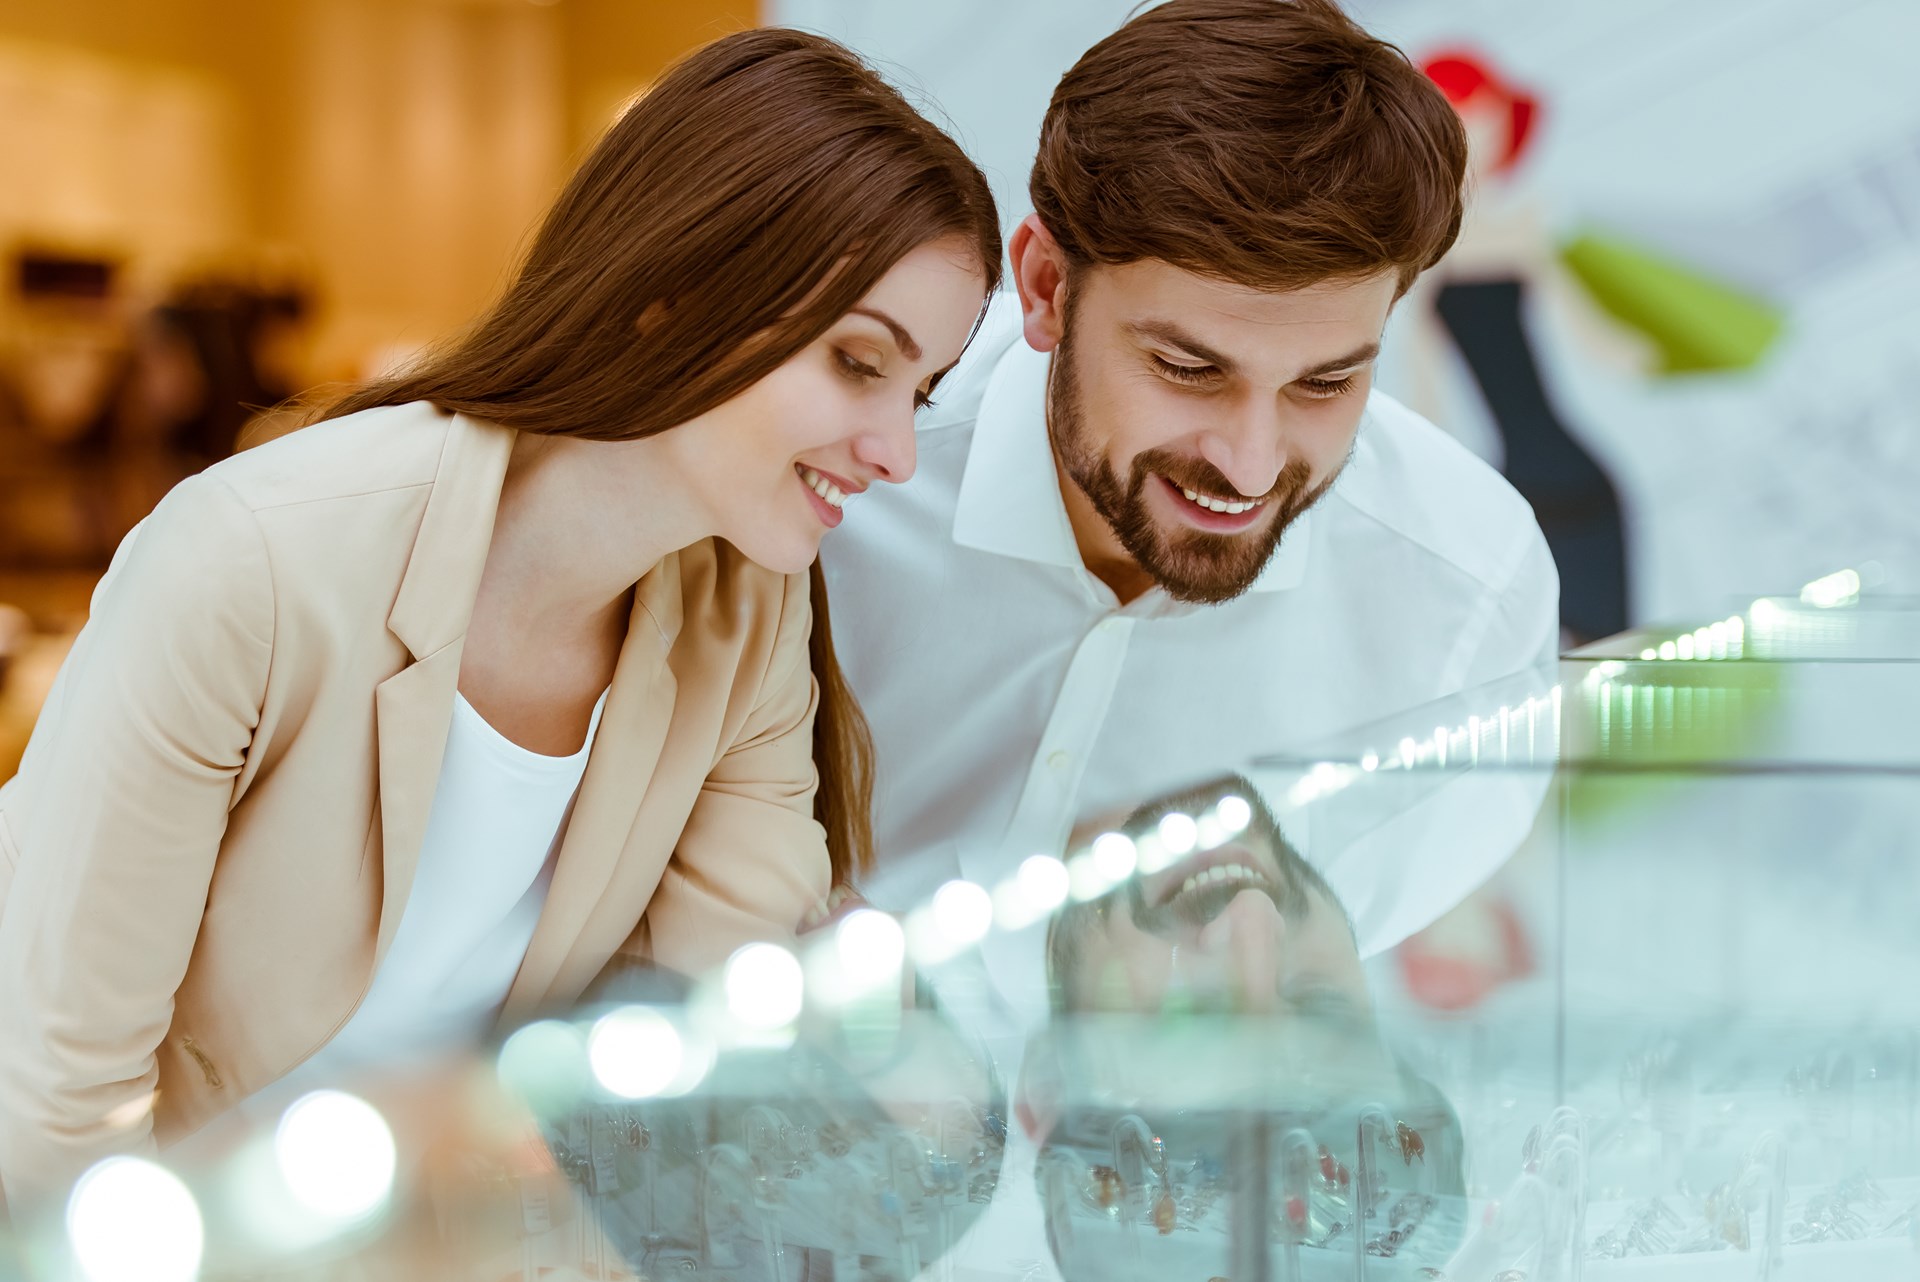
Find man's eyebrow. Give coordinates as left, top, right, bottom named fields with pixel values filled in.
left=849, top=307, right=922, bottom=361
left=1125, top=319, right=1238, bottom=374
left=1296, top=341, right=1380, bottom=380
left=1127, top=324, right=1381, bottom=382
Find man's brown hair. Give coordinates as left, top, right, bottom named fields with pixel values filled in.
left=1030, top=0, right=1467, bottom=294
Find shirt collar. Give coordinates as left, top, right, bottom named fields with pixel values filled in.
left=951, top=336, right=1314, bottom=593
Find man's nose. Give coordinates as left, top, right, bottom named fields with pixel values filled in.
left=1196, top=888, right=1287, bottom=1014
left=1197, top=402, right=1289, bottom=498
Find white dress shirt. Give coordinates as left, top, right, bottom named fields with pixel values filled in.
left=821, top=298, right=1557, bottom=1282
left=822, top=296, right=1559, bottom=938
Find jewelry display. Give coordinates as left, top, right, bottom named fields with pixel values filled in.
left=448, top=734, right=1920, bottom=1282
left=1031, top=1101, right=1463, bottom=1282
left=503, top=1069, right=1006, bottom=1282
left=1364, top=1191, right=1436, bottom=1257
left=1441, top=1172, right=1550, bottom=1281
left=1279, top=1127, right=1317, bottom=1281
left=494, top=991, right=1920, bottom=1280
left=1111, top=1113, right=1178, bottom=1237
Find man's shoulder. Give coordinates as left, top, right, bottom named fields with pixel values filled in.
left=1331, top=390, right=1544, bottom=591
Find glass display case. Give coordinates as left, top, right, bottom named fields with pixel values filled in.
left=12, top=639, right=1920, bottom=1282
left=1218, top=656, right=1920, bottom=1280
left=1570, top=585, right=1920, bottom=664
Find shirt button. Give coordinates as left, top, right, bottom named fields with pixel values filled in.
left=1047, top=750, right=1072, bottom=771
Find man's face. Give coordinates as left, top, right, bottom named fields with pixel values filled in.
left=1054, top=797, right=1370, bottom=1022
left=1046, top=259, right=1397, bottom=603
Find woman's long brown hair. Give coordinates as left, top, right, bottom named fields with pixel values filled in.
left=319, top=28, right=1001, bottom=884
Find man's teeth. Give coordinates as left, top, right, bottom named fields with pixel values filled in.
left=1180, top=486, right=1263, bottom=515
left=799, top=466, right=847, bottom=509
left=1176, top=863, right=1267, bottom=899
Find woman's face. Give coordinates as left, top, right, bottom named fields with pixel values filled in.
left=664, top=236, right=989, bottom=575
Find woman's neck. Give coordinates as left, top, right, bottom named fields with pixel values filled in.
left=481, top=431, right=708, bottom=629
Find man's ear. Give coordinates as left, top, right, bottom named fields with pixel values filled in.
left=1008, top=213, right=1073, bottom=355
left=1014, top=1028, right=1064, bottom=1144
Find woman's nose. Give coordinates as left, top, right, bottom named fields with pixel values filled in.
left=853, top=410, right=918, bottom=486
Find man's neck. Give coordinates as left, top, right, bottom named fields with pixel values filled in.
left=1055, top=451, right=1155, bottom=606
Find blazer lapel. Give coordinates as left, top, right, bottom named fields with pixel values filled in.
left=372, top=412, right=515, bottom=966
left=499, top=555, right=685, bottom=1023
left=371, top=653, right=462, bottom=961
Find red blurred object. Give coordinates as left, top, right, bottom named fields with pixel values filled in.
left=1396, top=894, right=1536, bottom=1011
left=1421, top=49, right=1540, bottom=173
left=1317, top=1143, right=1351, bottom=1189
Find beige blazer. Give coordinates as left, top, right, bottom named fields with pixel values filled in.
left=0, top=403, right=829, bottom=1196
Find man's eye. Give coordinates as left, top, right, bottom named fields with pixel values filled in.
left=1151, top=355, right=1217, bottom=384
left=1297, top=374, right=1359, bottom=399
left=1286, top=987, right=1360, bottom=1024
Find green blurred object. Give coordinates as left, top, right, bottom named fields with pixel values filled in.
left=1563, top=658, right=1787, bottom=829
left=1559, top=230, right=1786, bottom=374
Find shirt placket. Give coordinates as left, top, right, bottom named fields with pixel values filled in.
left=969, top=613, right=1139, bottom=887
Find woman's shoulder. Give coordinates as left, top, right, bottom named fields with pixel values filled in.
left=202, top=400, right=460, bottom=516
left=670, top=542, right=810, bottom=668
left=680, top=541, right=806, bottom=610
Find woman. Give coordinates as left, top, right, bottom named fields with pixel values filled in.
left=0, top=27, right=1000, bottom=1201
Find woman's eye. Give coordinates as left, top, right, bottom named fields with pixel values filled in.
left=835, top=350, right=883, bottom=382
left=1297, top=374, right=1359, bottom=399
left=1151, top=355, right=1216, bottom=385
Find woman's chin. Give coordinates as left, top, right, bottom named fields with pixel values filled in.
left=729, top=530, right=823, bottom=577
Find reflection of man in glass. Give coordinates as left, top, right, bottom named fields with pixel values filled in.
left=1026, top=776, right=1468, bottom=1278
left=1047, top=780, right=1367, bottom=1023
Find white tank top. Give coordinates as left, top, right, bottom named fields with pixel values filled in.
left=250, top=686, right=610, bottom=1112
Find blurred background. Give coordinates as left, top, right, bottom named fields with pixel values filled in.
left=2, top=5, right=1918, bottom=1276
left=783, top=0, right=1920, bottom=639
left=0, top=0, right=753, bottom=773
left=2, top=0, right=1917, bottom=770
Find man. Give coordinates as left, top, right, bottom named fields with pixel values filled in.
left=1044, top=778, right=1368, bottom=1023
left=1014, top=777, right=1472, bottom=1278
left=823, top=0, right=1557, bottom=948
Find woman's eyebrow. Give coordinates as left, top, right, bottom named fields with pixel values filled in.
left=849, top=306, right=922, bottom=361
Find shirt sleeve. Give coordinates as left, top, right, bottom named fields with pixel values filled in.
left=1449, top=515, right=1562, bottom=691
left=0, top=472, right=273, bottom=1200
left=635, top=570, right=831, bottom=977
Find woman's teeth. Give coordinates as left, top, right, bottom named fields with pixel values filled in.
left=1175, top=863, right=1268, bottom=900
left=1179, top=486, right=1264, bottom=515
left=799, top=465, right=847, bottom=509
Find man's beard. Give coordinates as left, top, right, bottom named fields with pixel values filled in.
left=1048, top=325, right=1344, bottom=606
